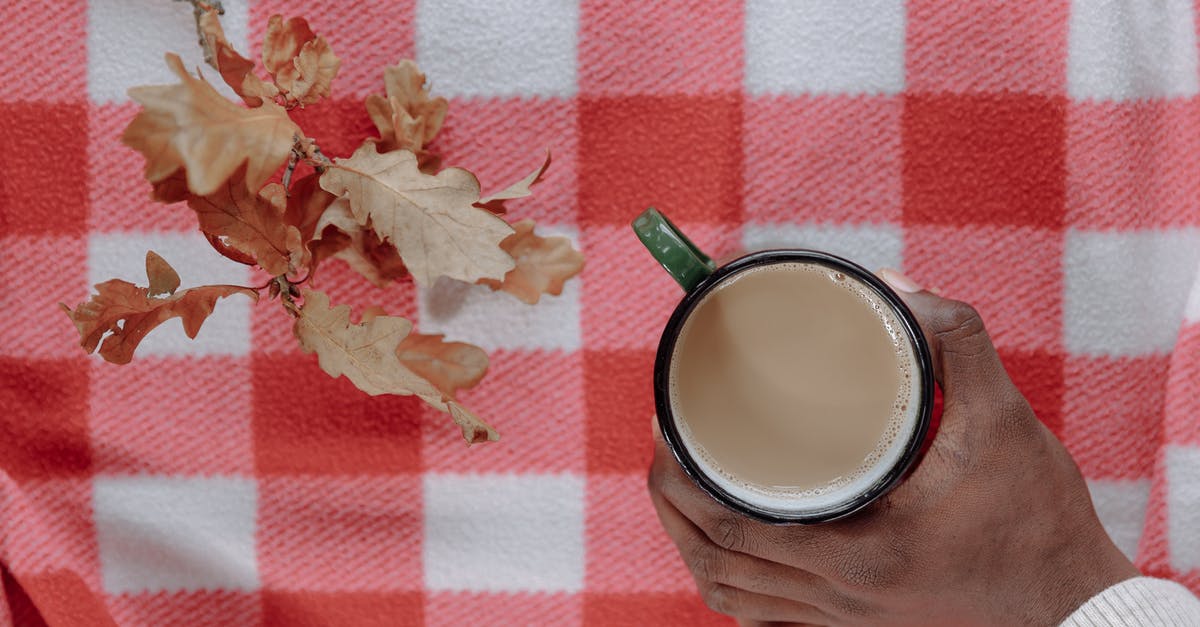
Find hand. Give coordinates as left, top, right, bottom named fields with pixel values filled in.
left=647, top=271, right=1140, bottom=626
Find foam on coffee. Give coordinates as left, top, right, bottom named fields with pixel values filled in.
left=668, top=261, right=923, bottom=517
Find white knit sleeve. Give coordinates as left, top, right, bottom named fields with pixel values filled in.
left=1060, top=577, right=1200, bottom=626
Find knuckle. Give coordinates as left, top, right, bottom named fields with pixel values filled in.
left=713, top=516, right=749, bottom=553
left=685, top=539, right=728, bottom=584
left=700, top=581, right=738, bottom=616
left=934, top=300, right=989, bottom=353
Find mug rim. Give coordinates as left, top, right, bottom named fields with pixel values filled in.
left=653, top=249, right=935, bottom=524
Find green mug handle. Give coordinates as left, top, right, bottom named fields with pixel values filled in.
left=632, top=207, right=716, bottom=292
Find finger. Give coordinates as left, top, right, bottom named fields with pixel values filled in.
left=878, top=269, right=1018, bottom=419
left=650, top=482, right=839, bottom=611
left=650, top=429, right=843, bottom=577
left=698, top=582, right=829, bottom=624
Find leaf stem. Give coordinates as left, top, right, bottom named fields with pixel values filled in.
left=175, top=0, right=224, bottom=67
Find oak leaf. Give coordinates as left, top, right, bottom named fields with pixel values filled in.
left=309, top=198, right=409, bottom=286
left=318, top=143, right=515, bottom=285
left=122, top=53, right=301, bottom=196
left=262, top=15, right=339, bottom=106
left=293, top=289, right=498, bottom=443
left=480, top=220, right=584, bottom=304
left=198, top=8, right=276, bottom=106
left=365, top=60, right=448, bottom=164
left=61, top=251, right=258, bottom=365
left=395, top=332, right=488, bottom=399
left=475, top=152, right=551, bottom=215
left=145, top=250, right=180, bottom=297
left=187, top=169, right=306, bottom=276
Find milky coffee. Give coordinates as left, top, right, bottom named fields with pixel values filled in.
left=669, top=262, right=922, bottom=515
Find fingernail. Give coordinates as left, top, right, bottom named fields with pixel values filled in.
left=880, top=268, right=922, bottom=293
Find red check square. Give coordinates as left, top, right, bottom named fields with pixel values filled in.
left=250, top=1, right=416, bottom=99
left=1164, top=324, right=1200, bottom=446
left=106, top=591, right=260, bottom=627
left=436, top=98, right=578, bottom=225
left=902, top=93, right=1067, bottom=228
left=999, top=349, right=1065, bottom=438
left=585, top=349, right=657, bottom=474
left=586, top=475, right=694, bottom=593
left=1062, top=355, right=1169, bottom=480
left=578, top=0, right=743, bottom=96
left=425, top=592, right=580, bottom=627
left=2, top=478, right=99, bottom=587
left=578, top=95, right=744, bottom=226
left=252, top=355, right=422, bottom=475
left=423, top=349, right=584, bottom=473
left=89, top=357, right=254, bottom=475
left=1066, top=99, right=1200, bottom=229
left=0, top=0, right=86, bottom=102
left=904, top=225, right=1063, bottom=352
left=1, top=236, right=89, bottom=360
left=258, top=477, right=423, bottom=591
left=906, top=1, right=1069, bottom=94
left=583, top=593, right=733, bottom=626
left=744, top=95, right=902, bottom=225
left=1, top=102, right=88, bottom=236
left=0, top=358, right=91, bottom=480
left=263, top=591, right=423, bottom=627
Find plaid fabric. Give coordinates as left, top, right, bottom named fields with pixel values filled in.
left=2, top=0, right=1199, bottom=625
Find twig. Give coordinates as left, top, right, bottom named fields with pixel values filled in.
left=175, top=0, right=224, bottom=68
left=283, top=147, right=301, bottom=193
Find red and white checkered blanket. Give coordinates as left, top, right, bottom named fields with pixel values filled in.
left=2, top=1, right=1198, bottom=625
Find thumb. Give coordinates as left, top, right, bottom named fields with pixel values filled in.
left=878, top=269, right=1016, bottom=412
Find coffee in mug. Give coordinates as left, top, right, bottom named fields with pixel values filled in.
left=633, top=208, right=933, bottom=523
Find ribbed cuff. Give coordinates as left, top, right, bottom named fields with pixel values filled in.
left=1060, top=577, right=1200, bottom=626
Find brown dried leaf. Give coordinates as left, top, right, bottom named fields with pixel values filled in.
left=309, top=198, right=408, bottom=286
left=145, top=251, right=180, bottom=297
left=198, top=8, right=276, bottom=106
left=318, top=143, right=515, bottom=285
left=187, top=169, right=306, bottom=276
left=283, top=173, right=337, bottom=242
left=396, top=332, right=488, bottom=399
left=262, top=15, right=339, bottom=106
left=293, top=289, right=498, bottom=444
left=122, top=53, right=301, bottom=196
left=366, top=60, right=448, bottom=163
left=475, top=152, right=551, bottom=215
left=480, top=220, right=585, bottom=304
left=61, top=252, right=258, bottom=365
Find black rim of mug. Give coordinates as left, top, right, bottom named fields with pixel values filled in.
left=653, top=250, right=936, bottom=525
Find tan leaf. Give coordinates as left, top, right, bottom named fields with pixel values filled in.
left=396, top=332, right=488, bottom=399
left=309, top=198, right=408, bottom=286
left=318, top=143, right=515, bottom=285
left=262, top=15, right=315, bottom=76
left=293, top=289, right=498, bottom=444
left=61, top=252, right=258, bottom=365
left=262, top=15, right=339, bottom=106
left=475, top=152, right=551, bottom=215
left=366, top=60, right=447, bottom=161
left=122, top=53, right=301, bottom=196
left=198, top=8, right=276, bottom=106
left=145, top=250, right=180, bottom=297
left=480, top=219, right=585, bottom=304
left=187, top=169, right=306, bottom=276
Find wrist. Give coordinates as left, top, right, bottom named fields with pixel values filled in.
left=1030, top=527, right=1140, bottom=625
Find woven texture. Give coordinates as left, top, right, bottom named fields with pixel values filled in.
left=2, top=1, right=1199, bottom=625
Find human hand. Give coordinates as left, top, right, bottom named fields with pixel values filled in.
left=647, top=270, right=1140, bottom=626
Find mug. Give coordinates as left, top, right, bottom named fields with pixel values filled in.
left=633, top=207, right=935, bottom=524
